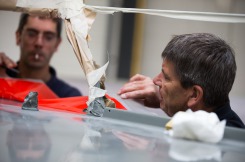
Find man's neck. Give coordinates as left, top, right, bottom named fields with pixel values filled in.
left=18, top=64, right=51, bottom=83
left=191, top=101, right=215, bottom=113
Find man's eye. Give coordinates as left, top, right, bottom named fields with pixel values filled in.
left=44, top=34, right=56, bottom=41
left=27, top=31, right=38, bottom=37
left=164, top=74, right=170, bottom=81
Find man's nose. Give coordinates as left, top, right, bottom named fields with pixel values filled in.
left=34, top=34, right=44, bottom=47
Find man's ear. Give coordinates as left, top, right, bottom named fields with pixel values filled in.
left=15, top=31, right=21, bottom=46
left=187, top=85, right=204, bottom=108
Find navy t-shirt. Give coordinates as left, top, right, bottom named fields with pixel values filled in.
left=214, top=102, right=245, bottom=128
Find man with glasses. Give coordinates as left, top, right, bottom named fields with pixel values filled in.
left=0, top=13, right=82, bottom=97
left=118, top=33, right=244, bottom=128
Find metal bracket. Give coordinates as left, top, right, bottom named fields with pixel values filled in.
left=86, top=82, right=106, bottom=117
left=22, top=91, right=39, bottom=111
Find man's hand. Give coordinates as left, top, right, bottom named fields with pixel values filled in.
left=117, top=74, right=161, bottom=108
left=113, top=131, right=150, bottom=150
left=0, top=52, right=17, bottom=77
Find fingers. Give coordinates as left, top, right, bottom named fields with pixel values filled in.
left=118, top=80, right=147, bottom=96
left=120, top=89, right=147, bottom=99
left=113, top=131, right=149, bottom=150
left=129, top=74, right=147, bottom=82
left=0, top=52, right=17, bottom=69
left=118, top=74, right=149, bottom=94
left=118, top=74, right=161, bottom=107
left=118, top=79, right=156, bottom=100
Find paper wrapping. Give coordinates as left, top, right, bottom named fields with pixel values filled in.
left=64, top=8, right=97, bottom=75
left=64, top=8, right=112, bottom=107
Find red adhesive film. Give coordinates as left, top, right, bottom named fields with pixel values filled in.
left=0, top=78, right=126, bottom=114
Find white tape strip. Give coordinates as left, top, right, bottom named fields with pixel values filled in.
left=84, top=5, right=245, bottom=23
left=56, top=0, right=84, bottom=19
left=87, top=86, right=107, bottom=106
left=86, top=62, right=109, bottom=105
left=87, top=61, right=109, bottom=87
left=16, top=0, right=245, bottom=23
left=70, top=14, right=93, bottom=61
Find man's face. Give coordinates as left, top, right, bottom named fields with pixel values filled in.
left=153, top=59, right=192, bottom=117
left=16, top=16, right=61, bottom=69
left=7, top=124, right=50, bottom=161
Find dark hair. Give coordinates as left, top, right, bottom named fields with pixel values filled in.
left=162, top=33, right=236, bottom=107
left=17, top=13, right=62, bottom=38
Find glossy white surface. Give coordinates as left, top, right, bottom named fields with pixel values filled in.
left=0, top=99, right=245, bottom=162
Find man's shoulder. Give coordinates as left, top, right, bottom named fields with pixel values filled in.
left=215, top=102, right=245, bottom=128
left=47, top=74, right=82, bottom=97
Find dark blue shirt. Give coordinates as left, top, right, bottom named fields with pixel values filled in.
left=6, top=66, right=82, bottom=98
left=214, top=102, right=245, bottom=129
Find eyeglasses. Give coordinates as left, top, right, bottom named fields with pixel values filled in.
left=23, top=28, right=58, bottom=44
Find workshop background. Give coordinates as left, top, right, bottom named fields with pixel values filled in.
left=0, top=0, right=244, bottom=108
